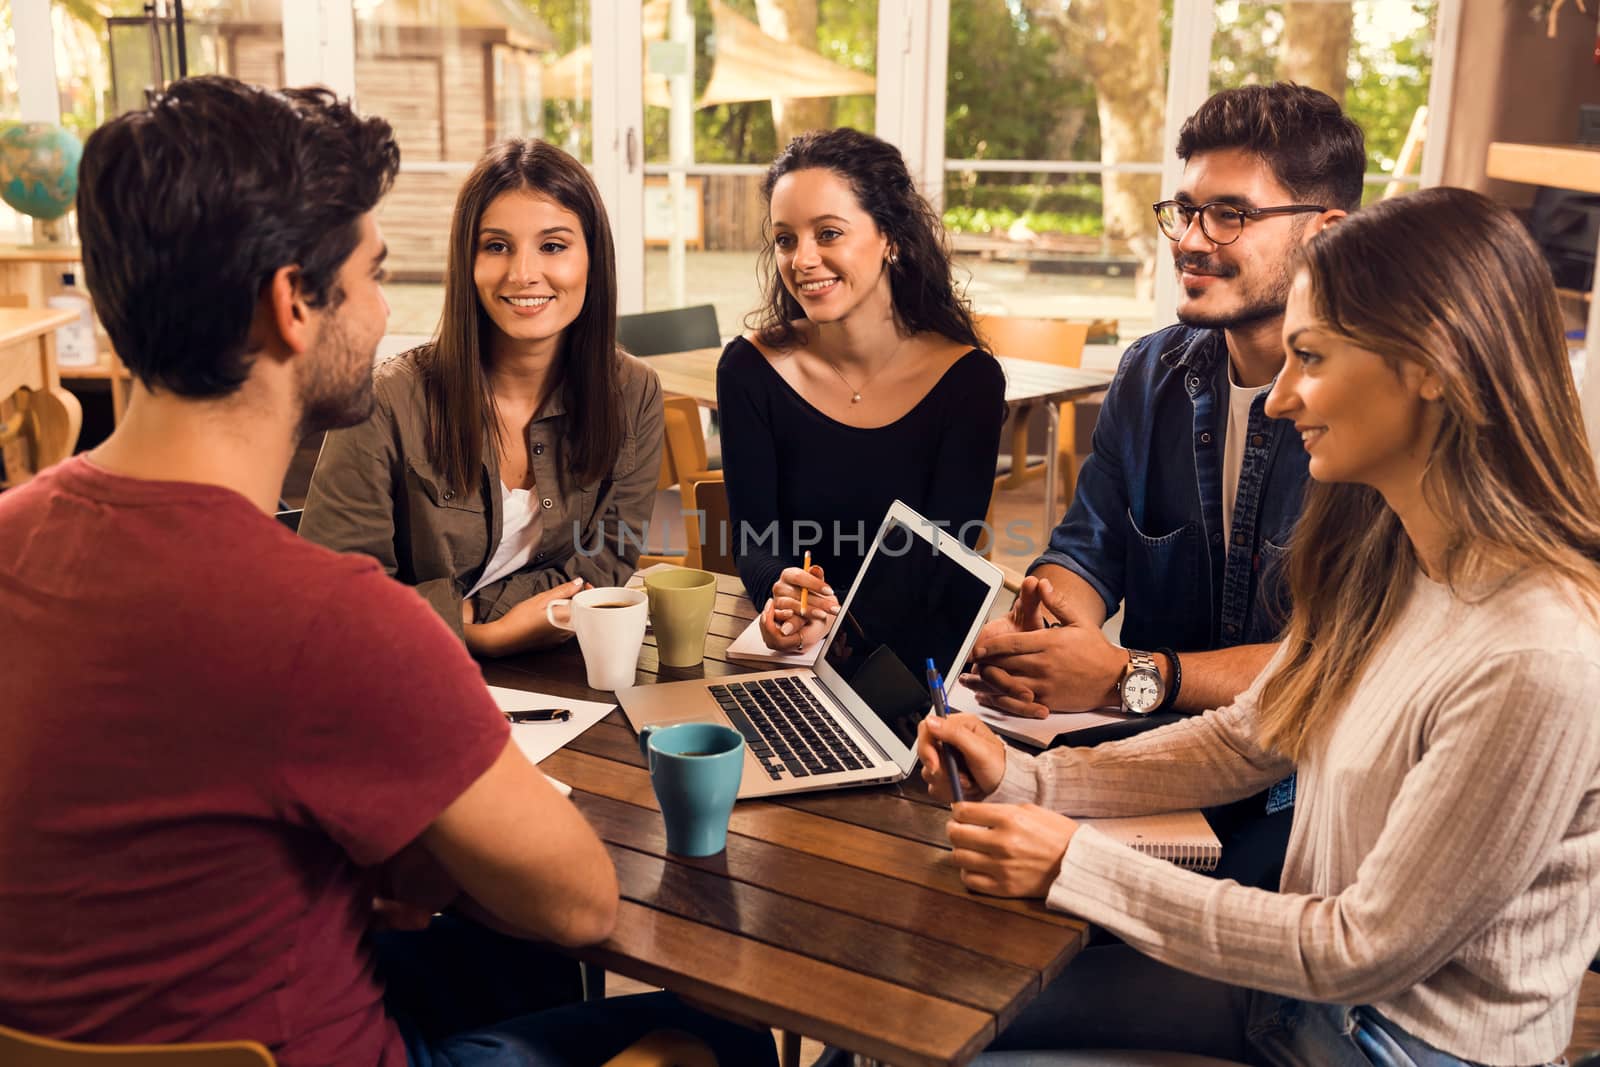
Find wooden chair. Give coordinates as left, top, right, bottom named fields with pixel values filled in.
left=0, top=1022, right=717, bottom=1067
left=686, top=475, right=737, bottom=576
left=0, top=1023, right=274, bottom=1065
left=618, top=304, right=720, bottom=357
left=976, top=313, right=1092, bottom=502
left=639, top=395, right=724, bottom=570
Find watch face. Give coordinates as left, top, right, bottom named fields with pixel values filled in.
left=1123, top=670, right=1162, bottom=713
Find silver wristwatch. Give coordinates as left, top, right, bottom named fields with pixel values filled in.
left=1118, top=648, right=1165, bottom=715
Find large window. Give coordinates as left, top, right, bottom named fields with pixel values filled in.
left=354, top=0, right=592, bottom=336
left=944, top=0, right=1168, bottom=340
left=637, top=0, right=879, bottom=338
left=1211, top=0, right=1438, bottom=203
left=7, top=0, right=1456, bottom=330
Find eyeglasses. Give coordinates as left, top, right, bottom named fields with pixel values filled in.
left=1152, top=200, right=1327, bottom=245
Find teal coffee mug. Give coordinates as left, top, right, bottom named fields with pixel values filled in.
left=637, top=722, right=744, bottom=857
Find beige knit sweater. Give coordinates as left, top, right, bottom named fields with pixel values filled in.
left=988, top=572, right=1600, bottom=1066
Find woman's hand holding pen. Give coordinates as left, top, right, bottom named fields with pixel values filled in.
left=758, top=562, right=839, bottom=651
left=915, top=712, right=1007, bottom=801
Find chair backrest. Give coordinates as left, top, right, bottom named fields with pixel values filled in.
left=975, top=314, right=1090, bottom=369
left=0, top=1023, right=275, bottom=1066
left=618, top=305, right=720, bottom=357
left=661, top=396, right=709, bottom=485
left=686, top=476, right=736, bottom=576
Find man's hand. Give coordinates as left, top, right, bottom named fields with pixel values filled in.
left=963, top=578, right=1126, bottom=717
left=947, top=802, right=1078, bottom=898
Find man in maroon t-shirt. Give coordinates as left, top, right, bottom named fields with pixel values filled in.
left=0, top=77, right=774, bottom=1067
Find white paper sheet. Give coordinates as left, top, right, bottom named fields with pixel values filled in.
left=946, top=680, right=1128, bottom=749
left=724, top=614, right=822, bottom=667
left=489, top=685, right=616, bottom=766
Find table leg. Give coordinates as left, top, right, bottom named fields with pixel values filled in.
left=1043, top=401, right=1061, bottom=541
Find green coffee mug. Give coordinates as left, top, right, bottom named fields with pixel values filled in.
left=643, top=568, right=718, bottom=667
left=637, top=722, right=744, bottom=856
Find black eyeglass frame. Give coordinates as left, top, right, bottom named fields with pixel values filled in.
left=1151, top=200, right=1328, bottom=245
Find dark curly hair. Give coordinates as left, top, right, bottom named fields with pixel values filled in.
left=1177, top=83, right=1365, bottom=213
left=747, top=128, right=983, bottom=352
left=76, top=75, right=400, bottom=397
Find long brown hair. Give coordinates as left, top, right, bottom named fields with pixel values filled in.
left=423, top=139, right=622, bottom=494
left=1256, top=187, right=1600, bottom=761
left=746, top=128, right=983, bottom=352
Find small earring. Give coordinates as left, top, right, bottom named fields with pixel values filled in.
left=887, top=252, right=899, bottom=265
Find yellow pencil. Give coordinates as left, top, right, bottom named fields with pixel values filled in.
left=799, top=550, right=811, bottom=617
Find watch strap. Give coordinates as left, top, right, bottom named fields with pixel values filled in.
left=1155, top=647, right=1181, bottom=713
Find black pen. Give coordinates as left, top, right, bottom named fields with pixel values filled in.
left=504, top=708, right=573, bottom=723
left=925, top=659, right=966, bottom=805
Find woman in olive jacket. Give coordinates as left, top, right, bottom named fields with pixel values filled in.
left=302, top=140, right=664, bottom=658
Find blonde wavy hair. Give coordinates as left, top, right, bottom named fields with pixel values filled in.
left=1255, top=187, right=1600, bottom=761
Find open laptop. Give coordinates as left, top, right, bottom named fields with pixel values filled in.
left=617, top=500, right=1003, bottom=798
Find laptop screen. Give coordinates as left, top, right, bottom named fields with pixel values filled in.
left=819, top=518, right=993, bottom=750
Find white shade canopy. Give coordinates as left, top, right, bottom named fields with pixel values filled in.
left=541, top=0, right=875, bottom=108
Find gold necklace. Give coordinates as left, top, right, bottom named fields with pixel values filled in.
left=822, top=339, right=910, bottom=404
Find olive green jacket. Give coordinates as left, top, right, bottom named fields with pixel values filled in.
left=300, top=347, right=665, bottom=639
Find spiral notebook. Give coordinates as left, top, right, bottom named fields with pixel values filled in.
left=1082, top=810, right=1222, bottom=871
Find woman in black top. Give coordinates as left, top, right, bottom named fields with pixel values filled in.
left=718, top=128, right=1007, bottom=652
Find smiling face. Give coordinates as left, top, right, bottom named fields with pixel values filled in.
left=473, top=189, right=589, bottom=353
left=1169, top=148, right=1314, bottom=331
left=769, top=167, right=893, bottom=326
left=1266, top=271, right=1444, bottom=498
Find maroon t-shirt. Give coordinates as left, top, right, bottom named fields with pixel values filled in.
left=0, top=457, right=510, bottom=1067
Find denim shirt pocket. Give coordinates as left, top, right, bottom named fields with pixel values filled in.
left=1123, top=508, right=1205, bottom=649
left=1252, top=535, right=1294, bottom=643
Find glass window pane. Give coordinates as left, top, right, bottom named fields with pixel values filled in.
left=944, top=0, right=1170, bottom=340
left=1210, top=1, right=1436, bottom=204
left=639, top=0, right=878, bottom=333
left=354, top=0, right=591, bottom=335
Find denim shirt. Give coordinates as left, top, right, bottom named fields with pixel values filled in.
left=1033, top=324, right=1310, bottom=655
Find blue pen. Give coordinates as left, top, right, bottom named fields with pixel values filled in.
left=925, top=658, right=966, bottom=805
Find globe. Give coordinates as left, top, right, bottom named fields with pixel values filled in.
left=0, top=122, right=82, bottom=222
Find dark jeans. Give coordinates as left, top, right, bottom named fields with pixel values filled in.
left=376, top=914, right=779, bottom=1067
left=976, top=945, right=1519, bottom=1067
left=1051, top=715, right=1292, bottom=891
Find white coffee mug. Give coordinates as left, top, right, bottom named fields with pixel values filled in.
left=547, top=586, right=648, bottom=691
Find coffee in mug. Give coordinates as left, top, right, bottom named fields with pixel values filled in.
left=545, top=587, right=648, bottom=691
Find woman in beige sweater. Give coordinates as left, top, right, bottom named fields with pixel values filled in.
left=922, top=188, right=1600, bottom=1066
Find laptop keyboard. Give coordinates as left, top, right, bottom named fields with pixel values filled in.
left=710, top=678, right=872, bottom=781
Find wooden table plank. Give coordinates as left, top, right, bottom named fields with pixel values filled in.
left=485, top=566, right=1089, bottom=1064
left=574, top=902, right=996, bottom=1067
left=606, top=845, right=1039, bottom=1024
left=543, top=749, right=1079, bottom=928
left=648, top=347, right=1113, bottom=411
left=577, top=789, right=1084, bottom=977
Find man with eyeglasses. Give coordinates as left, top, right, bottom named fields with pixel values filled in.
left=965, top=83, right=1365, bottom=890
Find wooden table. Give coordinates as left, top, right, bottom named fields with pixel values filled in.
left=647, top=347, right=1114, bottom=537
left=0, top=246, right=132, bottom=424
left=483, top=570, right=1088, bottom=1067
left=0, top=307, right=83, bottom=482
